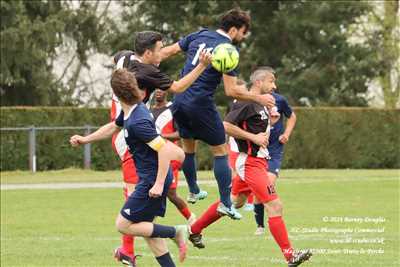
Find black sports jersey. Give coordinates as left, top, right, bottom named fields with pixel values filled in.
left=224, top=100, right=271, bottom=158
left=114, top=51, right=173, bottom=103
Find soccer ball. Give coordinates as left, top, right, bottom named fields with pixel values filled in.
left=211, top=43, right=239, bottom=73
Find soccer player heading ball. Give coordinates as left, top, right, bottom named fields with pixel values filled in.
left=161, top=8, right=276, bottom=219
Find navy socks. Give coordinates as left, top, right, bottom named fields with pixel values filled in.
left=156, top=252, right=175, bottom=267
left=182, top=153, right=200, bottom=194
left=150, top=224, right=176, bottom=238
left=254, top=203, right=265, bottom=228
left=213, top=155, right=232, bottom=207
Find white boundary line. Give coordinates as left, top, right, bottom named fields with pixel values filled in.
left=0, top=180, right=217, bottom=190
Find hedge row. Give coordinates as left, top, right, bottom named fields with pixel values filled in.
left=1, top=107, right=399, bottom=171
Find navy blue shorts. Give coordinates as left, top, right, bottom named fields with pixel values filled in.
left=268, top=151, right=283, bottom=176
left=171, top=103, right=225, bottom=146
left=120, top=173, right=172, bottom=223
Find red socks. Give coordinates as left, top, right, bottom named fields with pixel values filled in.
left=268, top=216, right=293, bottom=261
left=121, top=235, right=134, bottom=256
left=121, top=187, right=135, bottom=256
left=190, top=201, right=222, bottom=234
left=179, top=206, right=192, bottom=220
left=247, top=193, right=254, bottom=204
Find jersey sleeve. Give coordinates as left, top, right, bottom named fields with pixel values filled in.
left=115, top=111, right=124, bottom=127
left=141, top=65, right=174, bottom=91
left=131, top=119, right=158, bottom=142
left=279, top=96, right=293, bottom=118
left=178, top=30, right=201, bottom=52
left=224, top=103, right=251, bottom=126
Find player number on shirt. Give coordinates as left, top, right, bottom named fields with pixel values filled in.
left=259, top=110, right=268, bottom=120
left=192, top=43, right=213, bottom=65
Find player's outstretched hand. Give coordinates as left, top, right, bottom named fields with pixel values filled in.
left=149, top=183, right=164, bottom=198
left=252, top=132, right=269, bottom=148
left=69, top=135, right=87, bottom=147
left=199, top=50, right=212, bottom=66
left=258, top=94, right=275, bottom=108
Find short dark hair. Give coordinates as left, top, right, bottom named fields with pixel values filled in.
left=219, top=8, right=251, bottom=33
left=111, top=69, right=141, bottom=105
left=134, top=31, right=163, bottom=56
left=250, top=66, right=275, bottom=84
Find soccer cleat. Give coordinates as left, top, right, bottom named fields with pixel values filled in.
left=243, top=203, right=255, bottom=211
left=173, top=225, right=189, bottom=262
left=114, top=247, right=137, bottom=267
left=187, top=213, right=197, bottom=225
left=187, top=190, right=208, bottom=204
left=254, top=226, right=265, bottom=236
left=216, top=203, right=242, bottom=220
left=188, top=233, right=205, bottom=249
left=288, top=249, right=313, bottom=267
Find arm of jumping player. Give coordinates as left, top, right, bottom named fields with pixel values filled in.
left=223, top=121, right=269, bottom=149
left=168, top=50, right=212, bottom=93
left=223, top=75, right=276, bottom=108
left=160, top=42, right=182, bottom=61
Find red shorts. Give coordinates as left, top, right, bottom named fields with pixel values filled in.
left=169, top=160, right=181, bottom=189
left=229, top=151, right=239, bottom=170
left=231, top=153, right=278, bottom=203
left=121, top=153, right=139, bottom=184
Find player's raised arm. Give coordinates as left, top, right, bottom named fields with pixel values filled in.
left=168, top=50, right=212, bottom=93
left=223, top=74, right=276, bottom=108
left=70, top=122, right=119, bottom=147
left=160, top=42, right=182, bottom=61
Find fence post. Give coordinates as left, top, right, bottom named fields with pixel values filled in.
left=29, top=126, right=37, bottom=172
left=84, top=125, right=91, bottom=169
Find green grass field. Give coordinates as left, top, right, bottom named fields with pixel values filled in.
left=1, top=169, right=399, bottom=267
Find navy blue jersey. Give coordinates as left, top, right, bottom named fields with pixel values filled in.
left=115, top=103, right=161, bottom=190
left=174, top=29, right=238, bottom=106
left=268, top=92, right=293, bottom=153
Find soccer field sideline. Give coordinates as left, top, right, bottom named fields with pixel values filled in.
left=2, top=175, right=399, bottom=190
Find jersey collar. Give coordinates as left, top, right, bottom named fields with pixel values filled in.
left=124, top=104, right=138, bottom=120
left=216, top=29, right=232, bottom=41
left=131, top=54, right=143, bottom=63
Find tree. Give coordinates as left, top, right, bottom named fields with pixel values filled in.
left=1, top=0, right=66, bottom=105
left=379, top=1, right=399, bottom=108
left=111, top=0, right=378, bottom=107
left=0, top=0, right=112, bottom=106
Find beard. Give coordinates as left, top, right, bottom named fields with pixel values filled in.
left=232, top=38, right=241, bottom=45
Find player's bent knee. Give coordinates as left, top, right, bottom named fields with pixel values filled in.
left=182, top=139, right=196, bottom=153
left=264, top=199, right=283, bottom=216
left=115, top=214, right=130, bottom=234
left=210, top=144, right=227, bottom=156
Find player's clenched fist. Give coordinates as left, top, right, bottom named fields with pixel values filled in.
left=149, top=183, right=164, bottom=198
left=70, top=135, right=87, bottom=147
left=198, top=50, right=212, bottom=66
